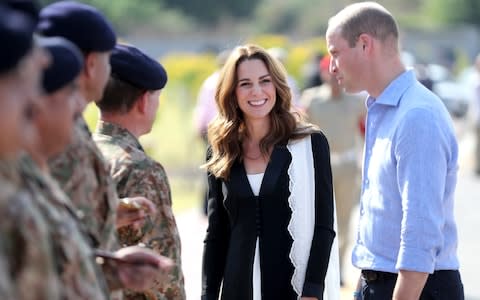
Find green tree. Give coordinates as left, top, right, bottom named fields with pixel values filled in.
left=38, top=0, right=173, bottom=34
left=38, top=0, right=257, bottom=32
left=251, top=0, right=428, bottom=35
left=423, top=0, right=480, bottom=27
left=162, top=0, right=260, bottom=25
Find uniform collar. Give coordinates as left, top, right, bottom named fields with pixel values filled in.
left=95, top=120, right=145, bottom=152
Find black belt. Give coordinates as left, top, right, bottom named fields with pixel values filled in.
left=361, top=270, right=397, bottom=283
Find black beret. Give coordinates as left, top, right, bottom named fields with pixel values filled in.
left=0, top=5, right=34, bottom=74
left=38, top=37, right=83, bottom=94
left=4, top=0, right=40, bottom=24
left=110, top=44, right=168, bottom=90
left=37, top=1, right=116, bottom=53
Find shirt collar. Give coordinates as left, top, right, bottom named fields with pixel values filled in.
left=369, top=69, right=416, bottom=107
left=96, top=120, right=145, bottom=152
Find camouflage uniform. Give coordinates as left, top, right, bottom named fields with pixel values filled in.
left=17, top=155, right=109, bottom=300
left=48, top=117, right=119, bottom=251
left=0, top=160, right=61, bottom=300
left=94, top=121, right=186, bottom=300
left=48, top=117, right=123, bottom=299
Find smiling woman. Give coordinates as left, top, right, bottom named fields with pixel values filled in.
left=201, top=44, right=339, bottom=300
left=205, top=44, right=298, bottom=179
left=236, top=59, right=276, bottom=125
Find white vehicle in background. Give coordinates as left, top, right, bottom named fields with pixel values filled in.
left=457, top=66, right=479, bottom=103
left=419, top=63, right=470, bottom=119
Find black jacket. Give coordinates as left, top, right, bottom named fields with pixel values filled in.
left=202, top=132, right=335, bottom=300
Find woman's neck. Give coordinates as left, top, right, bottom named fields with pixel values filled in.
left=243, top=118, right=271, bottom=161
left=244, top=118, right=270, bottom=143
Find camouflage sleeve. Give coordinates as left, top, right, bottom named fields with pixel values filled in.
left=49, top=124, right=119, bottom=252
left=116, top=160, right=186, bottom=300
left=0, top=191, right=61, bottom=300
left=0, top=242, right=14, bottom=299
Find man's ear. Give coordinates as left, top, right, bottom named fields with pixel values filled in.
left=358, top=33, right=372, bottom=53
left=83, top=52, right=96, bottom=79
left=135, top=91, right=149, bottom=115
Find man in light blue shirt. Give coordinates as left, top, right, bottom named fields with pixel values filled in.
left=326, top=2, right=464, bottom=300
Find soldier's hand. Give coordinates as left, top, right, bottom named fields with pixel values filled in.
left=115, top=245, right=173, bottom=291
left=116, top=196, right=156, bottom=229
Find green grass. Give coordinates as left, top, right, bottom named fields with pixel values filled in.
left=169, top=175, right=204, bottom=214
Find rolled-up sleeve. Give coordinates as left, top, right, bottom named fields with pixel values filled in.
left=394, top=108, right=452, bottom=273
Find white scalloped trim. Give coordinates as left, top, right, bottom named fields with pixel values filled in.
left=287, top=135, right=340, bottom=300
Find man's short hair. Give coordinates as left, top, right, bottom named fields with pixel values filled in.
left=97, top=76, right=145, bottom=113
left=329, top=2, right=399, bottom=48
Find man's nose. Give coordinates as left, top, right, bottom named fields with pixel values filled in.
left=329, top=60, right=337, bottom=74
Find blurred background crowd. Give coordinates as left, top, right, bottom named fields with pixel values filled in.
left=51, top=0, right=480, bottom=213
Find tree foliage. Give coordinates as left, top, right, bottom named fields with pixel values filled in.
left=423, top=0, right=480, bottom=27
left=37, top=0, right=480, bottom=36
left=39, top=0, right=259, bottom=29
left=162, top=0, right=259, bottom=25
left=38, top=0, right=165, bottom=33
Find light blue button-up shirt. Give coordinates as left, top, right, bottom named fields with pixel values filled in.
left=352, top=70, right=460, bottom=273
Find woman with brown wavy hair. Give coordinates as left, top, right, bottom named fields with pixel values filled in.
left=201, top=44, right=339, bottom=300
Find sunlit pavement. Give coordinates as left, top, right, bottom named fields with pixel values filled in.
left=176, top=117, right=480, bottom=299
left=454, top=123, right=480, bottom=300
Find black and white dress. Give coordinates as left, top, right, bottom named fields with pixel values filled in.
left=202, top=132, right=340, bottom=300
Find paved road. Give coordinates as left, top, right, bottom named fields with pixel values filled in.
left=177, top=209, right=206, bottom=299
left=455, top=130, right=480, bottom=300
left=177, top=122, right=480, bottom=299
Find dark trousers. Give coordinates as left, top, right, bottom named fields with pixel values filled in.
left=361, top=270, right=464, bottom=300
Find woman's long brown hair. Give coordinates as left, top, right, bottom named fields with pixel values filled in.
left=204, top=44, right=316, bottom=180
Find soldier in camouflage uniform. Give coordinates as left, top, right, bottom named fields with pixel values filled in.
left=0, top=161, right=61, bottom=300
left=38, top=1, right=121, bottom=253
left=17, top=36, right=173, bottom=299
left=49, top=115, right=122, bottom=250
left=0, top=5, right=60, bottom=299
left=17, top=36, right=111, bottom=299
left=37, top=2, right=172, bottom=297
left=94, top=44, right=186, bottom=300
left=18, top=154, right=111, bottom=299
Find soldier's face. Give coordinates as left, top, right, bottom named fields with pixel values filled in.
left=144, top=89, right=161, bottom=134
left=34, top=79, right=81, bottom=158
left=17, top=44, right=52, bottom=105
left=0, top=75, right=27, bottom=159
left=89, top=51, right=111, bottom=103
left=0, top=47, right=50, bottom=159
